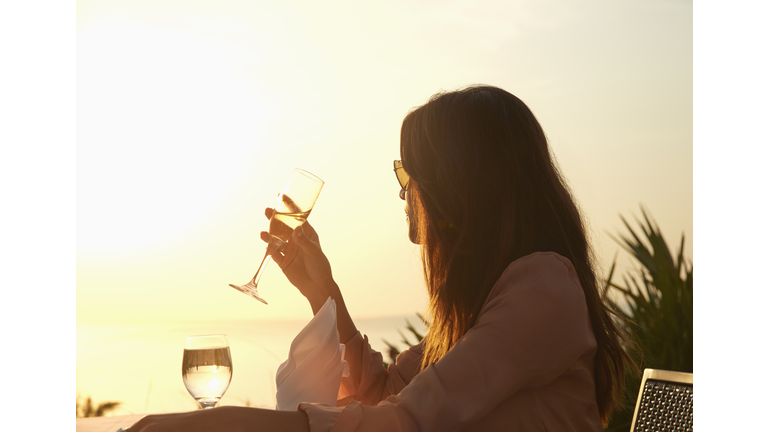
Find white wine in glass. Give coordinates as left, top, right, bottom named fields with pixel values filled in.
left=182, top=334, right=233, bottom=409
left=229, top=168, right=324, bottom=304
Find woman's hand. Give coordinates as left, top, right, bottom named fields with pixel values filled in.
left=262, top=208, right=338, bottom=314
left=262, top=208, right=358, bottom=342
left=126, top=406, right=309, bottom=431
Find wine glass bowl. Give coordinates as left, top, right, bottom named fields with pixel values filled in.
left=182, top=334, right=233, bottom=409
left=229, top=169, right=324, bottom=304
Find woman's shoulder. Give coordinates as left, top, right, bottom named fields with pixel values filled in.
left=483, top=252, right=585, bottom=309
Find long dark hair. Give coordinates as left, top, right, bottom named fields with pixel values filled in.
left=400, top=85, right=634, bottom=424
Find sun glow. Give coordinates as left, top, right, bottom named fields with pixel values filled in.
left=208, top=377, right=220, bottom=390
left=78, top=16, right=265, bottom=253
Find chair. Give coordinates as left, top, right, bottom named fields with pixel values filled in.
left=629, top=368, right=693, bottom=432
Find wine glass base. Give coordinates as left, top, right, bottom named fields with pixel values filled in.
left=196, top=398, right=221, bottom=409
left=228, top=283, right=268, bottom=304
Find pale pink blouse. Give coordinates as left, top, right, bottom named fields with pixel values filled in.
left=299, top=252, right=603, bottom=432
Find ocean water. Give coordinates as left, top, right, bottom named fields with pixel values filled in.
left=76, top=314, right=427, bottom=416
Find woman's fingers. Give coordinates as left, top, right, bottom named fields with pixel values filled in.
left=261, top=223, right=318, bottom=247
left=292, top=225, right=324, bottom=257
left=259, top=207, right=319, bottom=270
left=271, top=226, right=316, bottom=270
left=271, top=248, right=285, bottom=266
left=281, top=194, right=301, bottom=214
left=264, top=207, right=317, bottom=242
left=301, top=221, right=319, bottom=243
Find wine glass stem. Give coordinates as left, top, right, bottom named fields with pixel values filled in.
left=199, top=401, right=218, bottom=409
left=249, top=252, right=271, bottom=288
left=249, top=238, right=283, bottom=288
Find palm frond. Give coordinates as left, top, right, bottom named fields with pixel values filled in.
left=383, top=315, right=430, bottom=364
left=603, top=206, right=692, bottom=431
left=76, top=395, right=122, bottom=418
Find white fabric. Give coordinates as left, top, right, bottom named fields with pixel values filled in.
left=276, top=297, right=349, bottom=411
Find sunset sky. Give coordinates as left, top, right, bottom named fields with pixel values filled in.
left=76, top=0, right=692, bottom=324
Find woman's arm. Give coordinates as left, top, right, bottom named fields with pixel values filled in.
left=265, top=209, right=421, bottom=406
left=338, top=331, right=424, bottom=406
left=262, top=208, right=357, bottom=343
left=127, top=406, right=309, bottom=432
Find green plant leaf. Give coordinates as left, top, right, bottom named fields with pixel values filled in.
left=604, top=206, right=692, bottom=431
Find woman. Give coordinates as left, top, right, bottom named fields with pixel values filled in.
left=128, top=85, right=634, bottom=431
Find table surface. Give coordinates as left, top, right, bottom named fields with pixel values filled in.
left=76, top=414, right=145, bottom=432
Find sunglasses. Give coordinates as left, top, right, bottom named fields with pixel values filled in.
left=393, top=160, right=410, bottom=200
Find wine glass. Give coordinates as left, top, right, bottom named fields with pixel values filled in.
left=182, top=334, right=233, bottom=409
left=229, top=168, right=324, bottom=304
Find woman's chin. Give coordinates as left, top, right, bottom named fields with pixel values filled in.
left=408, top=224, right=420, bottom=244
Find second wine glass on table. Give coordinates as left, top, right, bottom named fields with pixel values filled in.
left=229, top=168, right=324, bottom=304
left=182, top=334, right=232, bottom=409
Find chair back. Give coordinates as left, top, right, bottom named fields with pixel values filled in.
left=629, top=368, right=693, bottom=432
